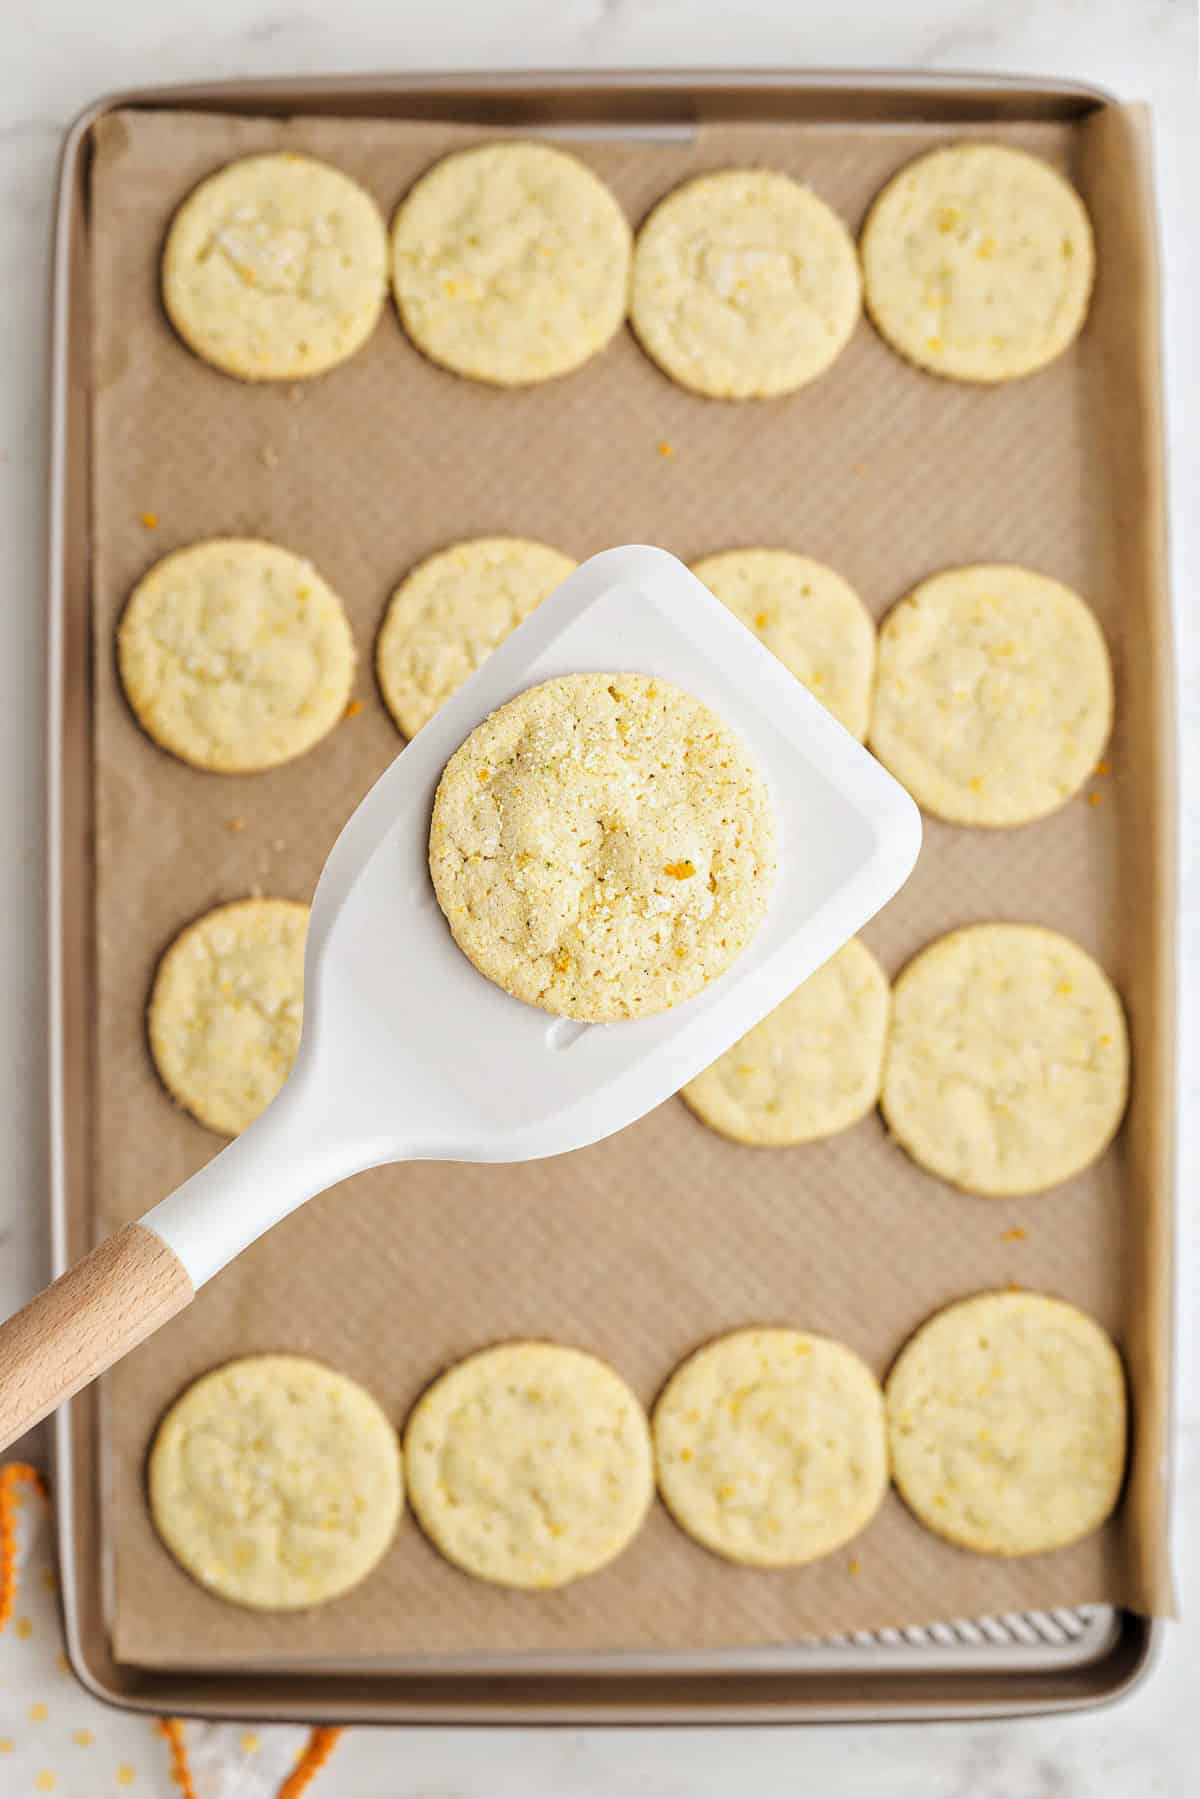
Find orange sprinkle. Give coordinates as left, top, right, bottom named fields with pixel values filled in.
left=344, top=698, right=365, bottom=720
left=277, top=1729, right=344, bottom=1799
left=140, top=511, right=158, bottom=529
left=656, top=441, right=674, bottom=458
left=1, top=1464, right=46, bottom=1633
left=1088, top=790, right=1104, bottom=807
left=156, top=1722, right=198, bottom=1799
left=1001, top=1226, right=1026, bottom=1242
left=1096, top=759, right=1111, bottom=776
left=225, top=817, right=247, bottom=834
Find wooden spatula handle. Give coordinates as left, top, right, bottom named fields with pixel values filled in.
left=0, top=1225, right=193, bottom=1449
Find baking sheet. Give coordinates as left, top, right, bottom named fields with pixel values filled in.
left=86, top=105, right=1171, bottom=1667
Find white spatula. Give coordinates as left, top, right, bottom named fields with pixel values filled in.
left=0, top=546, right=919, bottom=1449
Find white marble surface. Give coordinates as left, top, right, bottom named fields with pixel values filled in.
left=0, top=0, right=1196, bottom=1790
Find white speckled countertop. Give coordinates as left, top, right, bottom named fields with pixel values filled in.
left=0, top=1, right=1195, bottom=1791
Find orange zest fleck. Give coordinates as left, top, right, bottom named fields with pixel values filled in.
left=140, top=511, right=158, bottom=529
left=0, top=1464, right=46, bottom=1633
left=1000, top=1226, right=1026, bottom=1242
left=1096, top=759, right=1111, bottom=776
left=656, top=441, right=674, bottom=458
left=226, top=817, right=247, bottom=834
left=343, top=699, right=365, bottom=720
left=848, top=1556, right=861, bottom=1576
left=663, top=859, right=696, bottom=879
left=477, top=767, right=490, bottom=783
left=1088, top=790, right=1103, bottom=807
left=754, top=611, right=769, bottom=629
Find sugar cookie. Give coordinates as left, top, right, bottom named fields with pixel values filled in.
left=886, top=1291, right=1126, bottom=1554
left=149, top=1355, right=403, bottom=1609
left=429, top=673, right=776, bottom=1021
left=162, top=153, right=388, bottom=380
left=881, top=923, right=1129, bottom=1196
left=404, top=1342, right=653, bottom=1589
left=377, top=537, right=576, bottom=737
left=149, top=898, right=307, bottom=1137
left=391, top=142, right=631, bottom=385
left=869, top=565, right=1112, bottom=826
left=682, top=937, right=889, bottom=1146
left=692, top=549, right=875, bottom=739
left=631, top=169, right=860, bottom=398
left=861, top=143, right=1094, bottom=382
left=653, top=1328, right=888, bottom=1567
left=119, top=539, right=356, bottom=773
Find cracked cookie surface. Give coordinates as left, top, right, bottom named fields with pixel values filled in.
left=162, top=152, right=388, bottom=380
left=119, top=538, right=356, bottom=772
left=428, top=672, right=775, bottom=1021
left=630, top=168, right=860, bottom=398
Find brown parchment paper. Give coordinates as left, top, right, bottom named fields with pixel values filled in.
left=88, top=104, right=1173, bottom=1668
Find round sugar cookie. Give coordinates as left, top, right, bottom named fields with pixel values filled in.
left=149, top=1355, right=403, bottom=1610
left=653, top=1328, right=888, bottom=1567
left=377, top=537, right=577, bottom=737
left=881, top=924, right=1129, bottom=1197
left=404, top=1342, right=653, bottom=1589
left=860, top=143, right=1095, bottom=383
left=630, top=169, right=861, bottom=399
left=869, top=565, right=1112, bottom=826
left=428, top=672, right=776, bottom=1022
left=118, top=539, right=356, bottom=773
left=692, top=549, right=875, bottom=739
left=390, top=142, right=631, bottom=386
left=162, top=152, right=388, bottom=381
left=682, top=937, right=889, bottom=1147
left=149, top=898, right=308, bottom=1137
left=886, top=1291, right=1127, bottom=1555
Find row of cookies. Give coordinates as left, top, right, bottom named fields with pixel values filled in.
left=119, top=534, right=1114, bottom=829
left=147, top=897, right=1126, bottom=1200
left=685, top=921, right=1129, bottom=1198
left=149, top=1290, right=1127, bottom=1612
left=163, top=139, right=1094, bottom=394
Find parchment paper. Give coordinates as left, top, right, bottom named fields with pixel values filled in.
left=88, top=105, right=1172, bottom=1667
